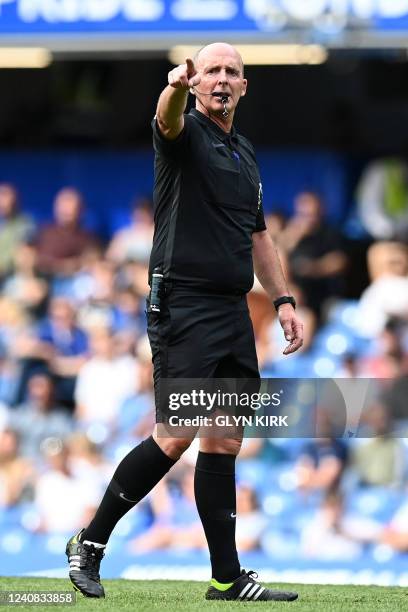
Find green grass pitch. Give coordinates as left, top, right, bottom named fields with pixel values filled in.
left=0, top=577, right=405, bottom=611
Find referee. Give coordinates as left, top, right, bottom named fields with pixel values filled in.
left=66, top=42, right=303, bottom=602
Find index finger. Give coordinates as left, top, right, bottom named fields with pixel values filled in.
left=283, top=320, right=303, bottom=355
left=185, top=57, right=196, bottom=77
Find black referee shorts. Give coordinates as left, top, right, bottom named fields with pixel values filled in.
left=146, top=287, right=260, bottom=421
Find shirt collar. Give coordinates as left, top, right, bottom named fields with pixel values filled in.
left=189, top=108, right=238, bottom=144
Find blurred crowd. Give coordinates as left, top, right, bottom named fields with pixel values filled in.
left=0, top=178, right=407, bottom=565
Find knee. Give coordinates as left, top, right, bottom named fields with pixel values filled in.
left=153, top=433, right=193, bottom=460
left=200, top=437, right=243, bottom=456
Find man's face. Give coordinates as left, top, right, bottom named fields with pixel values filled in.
left=28, top=375, right=53, bottom=406
left=194, top=45, right=247, bottom=117
left=294, top=192, right=322, bottom=232
left=50, top=297, right=75, bottom=327
left=54, top=189, right=81, bottom=226
left=0, top=184, right=17, bottom=218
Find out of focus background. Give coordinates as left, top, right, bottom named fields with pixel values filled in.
left=0, top=0, right=408, bottom=587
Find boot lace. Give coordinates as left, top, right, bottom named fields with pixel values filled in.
left=81, top=544, right=104, bottom=581
left=245, top=570, right=259, bottom=583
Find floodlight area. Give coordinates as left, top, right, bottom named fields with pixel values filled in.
left=169, top=44, right=328, bottom=66
left=0, top=48, right=52, bottom=69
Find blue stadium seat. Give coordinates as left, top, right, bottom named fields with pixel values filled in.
left=348, top=487, right=404, bottom=522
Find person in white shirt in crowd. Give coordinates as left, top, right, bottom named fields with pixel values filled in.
left=33, top=438, right=100, bottom=534
left=74, top=326, right=137, bottom=429
left=300, top=489, right=381, bottom=561
left=66, top=432, right=114, bottom=493
left=357, top=241, right=408, bottom=338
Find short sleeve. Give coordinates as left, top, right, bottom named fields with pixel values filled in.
left=151, top=114, right=194, bottom=160
left=254, top=182, right=267, bottom=232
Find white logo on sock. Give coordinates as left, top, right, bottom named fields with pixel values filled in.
left=119, top=492, right=139, bottom=503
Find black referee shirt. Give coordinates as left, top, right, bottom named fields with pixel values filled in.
left=150, top=108, right=266, bottom=295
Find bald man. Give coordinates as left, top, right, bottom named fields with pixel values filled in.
left=66, top=43, right=301, bottom=602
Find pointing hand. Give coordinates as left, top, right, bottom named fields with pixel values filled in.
left=168, top=57, right=201, bottom=90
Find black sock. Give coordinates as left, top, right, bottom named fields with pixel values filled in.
left=194, top=452, right=241, bottom=583
left=81, top=436, right=175, bottom=545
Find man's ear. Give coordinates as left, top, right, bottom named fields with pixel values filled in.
left=241, top=78, right=248, bottom=97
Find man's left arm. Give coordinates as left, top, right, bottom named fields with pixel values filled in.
left=252, top=230, right=303, bottom=355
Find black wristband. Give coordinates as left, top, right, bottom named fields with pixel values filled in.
left=273, top=296, right=296, bottom=312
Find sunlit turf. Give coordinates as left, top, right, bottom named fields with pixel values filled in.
left=0, top=577, right=405, bottom=611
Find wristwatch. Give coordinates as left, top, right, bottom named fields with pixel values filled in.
left=273, top=296, right=296, bottom=312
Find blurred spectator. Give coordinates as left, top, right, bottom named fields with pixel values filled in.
left=0, top=402, right=8, bottom=431
left=67, top=246, right=104, bottom=305
left=74, top=326, right=136, bottom=428
left=358, top=318, right=408, bottom=380
left=130, top=473, right=266, bottom=555
left=0, top=350, right=17, bottom=406
left=281, top=192, right=348, bottom=317
left=82, top=258, right=116, bottom=306
left=382, top=365, right=408, bottom=424
left=0, top=297, right=30, bottom=357
left=300, top=489, right=381, bottom=561
left=77, top=267, right=146, bottom=353
left=2, top=176, right=408, bottom=571
left=0, top=297, right=34, bottom=404
left=118, top=260, right=150, bottom=299
left=66, top=432, right=113, bottom=491
left=296, top=438, right=348, bottom=493
left=35, top=188, right=98, bottom=278
left=352, top=403, right=406, bottom=488
left=380, top=494, right=408, bottom=552
left=357, top=157, right=408, bottom=241
left=75, top=257, right=118, bottom=331
left=335, top=352, right=361, bottom=379
left=117, top=335, right=154, bottom=442
left=70, top=252, right=116, bottom=313
left=107, top=197, right=154, bottom=264
left=296, top=409, right=348, bottom=493
left=130, top=467, right=205, bottom=553
left=3, top=243, right=48, bottom=320
left=0, top=183, right=35, bottom=278
left=357, top=242, right=408, bottom=338
left=112, top=287, right=145, bottom=340
left=265, top=211, right=287, bottom=243
left=16, top=296, right=89, bottom=408
left=235, top=484, right=267, bottom=552
left=10, top=373, right=73, bottom=460
left=0, top=428, right=34, bottom=507
left=33, top=438, right=100, bottom=534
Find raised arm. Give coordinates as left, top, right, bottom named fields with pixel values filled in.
left=253, top=229, right=303, bottom=355
left=156, top=58, right=201, bottom=140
